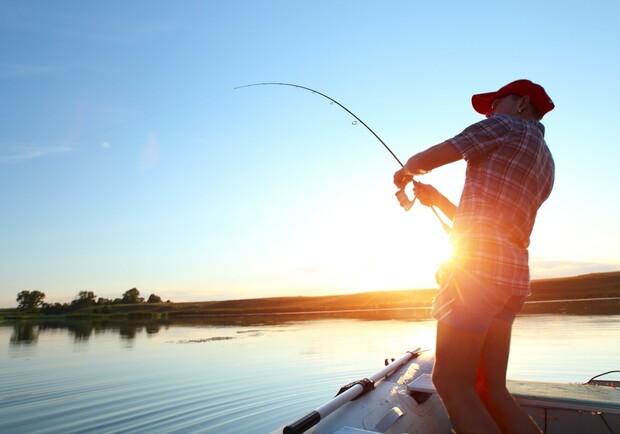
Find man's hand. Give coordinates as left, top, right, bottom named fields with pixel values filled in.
left=413, top=182, right=442, bottom=208
left=393, top=168, right=412, bottom=190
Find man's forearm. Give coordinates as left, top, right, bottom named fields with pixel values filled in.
left=435, top=193, right=457, bottom=222
left=403, top=141, right=462, bottom=176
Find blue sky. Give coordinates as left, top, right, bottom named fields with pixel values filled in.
left=1, top=0, right=619, bottom=307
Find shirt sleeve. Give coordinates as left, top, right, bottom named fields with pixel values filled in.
left=448, top=115, right=514, bottom=161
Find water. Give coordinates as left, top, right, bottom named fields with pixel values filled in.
left=1, top=314, right=619, bottom=433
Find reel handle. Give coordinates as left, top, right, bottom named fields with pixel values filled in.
left=395, top=189, right=416, bottom=211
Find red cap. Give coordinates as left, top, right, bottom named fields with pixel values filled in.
left=471, top=79, right=555, bottom=118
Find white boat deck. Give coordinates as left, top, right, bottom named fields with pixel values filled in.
left=407, top=373, right=620, bottom=414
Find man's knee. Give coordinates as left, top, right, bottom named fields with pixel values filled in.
left=431, top=368, right=453, bottom=400
left=475, top=378, right=498, bottom=406
left=432, top=360, right=465, bottom=400
left=478, top=383, right=512, bottom=405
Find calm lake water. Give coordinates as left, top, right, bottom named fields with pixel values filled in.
left=1, top=313, right=619, bottom=434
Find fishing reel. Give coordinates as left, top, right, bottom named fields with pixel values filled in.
left=395, top=184, right=451, bottom=234
left=395, top=188, right=416, bottom=211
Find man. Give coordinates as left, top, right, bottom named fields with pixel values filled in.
left=393, top=79, right=555, bottom=434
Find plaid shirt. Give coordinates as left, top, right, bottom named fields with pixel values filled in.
left=446, top=115, right=555, bottom=296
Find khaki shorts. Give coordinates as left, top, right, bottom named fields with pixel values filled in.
left=432, top=266, right=526, bottom=332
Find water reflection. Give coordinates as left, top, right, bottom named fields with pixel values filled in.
left=10, top=322, right=39, bottom=345
left=146, top=323, right=161, bottom=334
left=3, top=310, right=432, bottom=348
left=6, top=320, right=158, bottom=347
left=3, top=302, right=618, bottom=350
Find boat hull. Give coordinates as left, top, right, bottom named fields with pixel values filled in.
left=272, top=350, right=620, bottom=434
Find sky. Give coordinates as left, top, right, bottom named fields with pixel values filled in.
left=1, top=0, right=619, bottom=307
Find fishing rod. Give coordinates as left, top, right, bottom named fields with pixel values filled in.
left=235, top=82, right=450, bottom=233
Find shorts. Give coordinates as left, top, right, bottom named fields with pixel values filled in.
left=432, top=266, right=526, bottom=332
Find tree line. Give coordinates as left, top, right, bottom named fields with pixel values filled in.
left=16, top=288, right=170, bottom=314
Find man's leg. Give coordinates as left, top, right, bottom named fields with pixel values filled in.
left=432, top=320, right=501, bottom=434
left=476, top=317, right=542, bottom=434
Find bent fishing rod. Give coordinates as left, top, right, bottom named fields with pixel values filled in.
left=235, top=82, right=450, bottom=233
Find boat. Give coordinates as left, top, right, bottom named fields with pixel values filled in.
left=271, top=348, right=620, bottom=434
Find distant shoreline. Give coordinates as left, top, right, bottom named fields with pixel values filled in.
left=1, top=271, right=619, bottom=321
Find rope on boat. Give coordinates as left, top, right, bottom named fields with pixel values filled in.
left=335, top=378, right=374, bottom=401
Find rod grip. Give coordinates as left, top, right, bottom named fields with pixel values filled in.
left=283, top=411, right=321, bottom=434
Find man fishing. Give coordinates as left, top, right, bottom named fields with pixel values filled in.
left=394, top=79, right=555, bottom=434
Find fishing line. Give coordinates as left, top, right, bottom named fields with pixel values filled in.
left=235, top=82, right=451, bottom=233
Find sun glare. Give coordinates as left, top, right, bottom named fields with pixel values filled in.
left=272, top=192, right=453, bottom=294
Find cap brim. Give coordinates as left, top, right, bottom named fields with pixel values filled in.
left=471, top=91, right=499, bottom=115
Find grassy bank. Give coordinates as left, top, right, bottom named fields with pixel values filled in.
left=2, top=271, right=619, bottom=320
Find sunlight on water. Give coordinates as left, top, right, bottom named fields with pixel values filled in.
left=1, top=314, right=618, bottom=433
left=510, top=314, right=620, bottom=382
